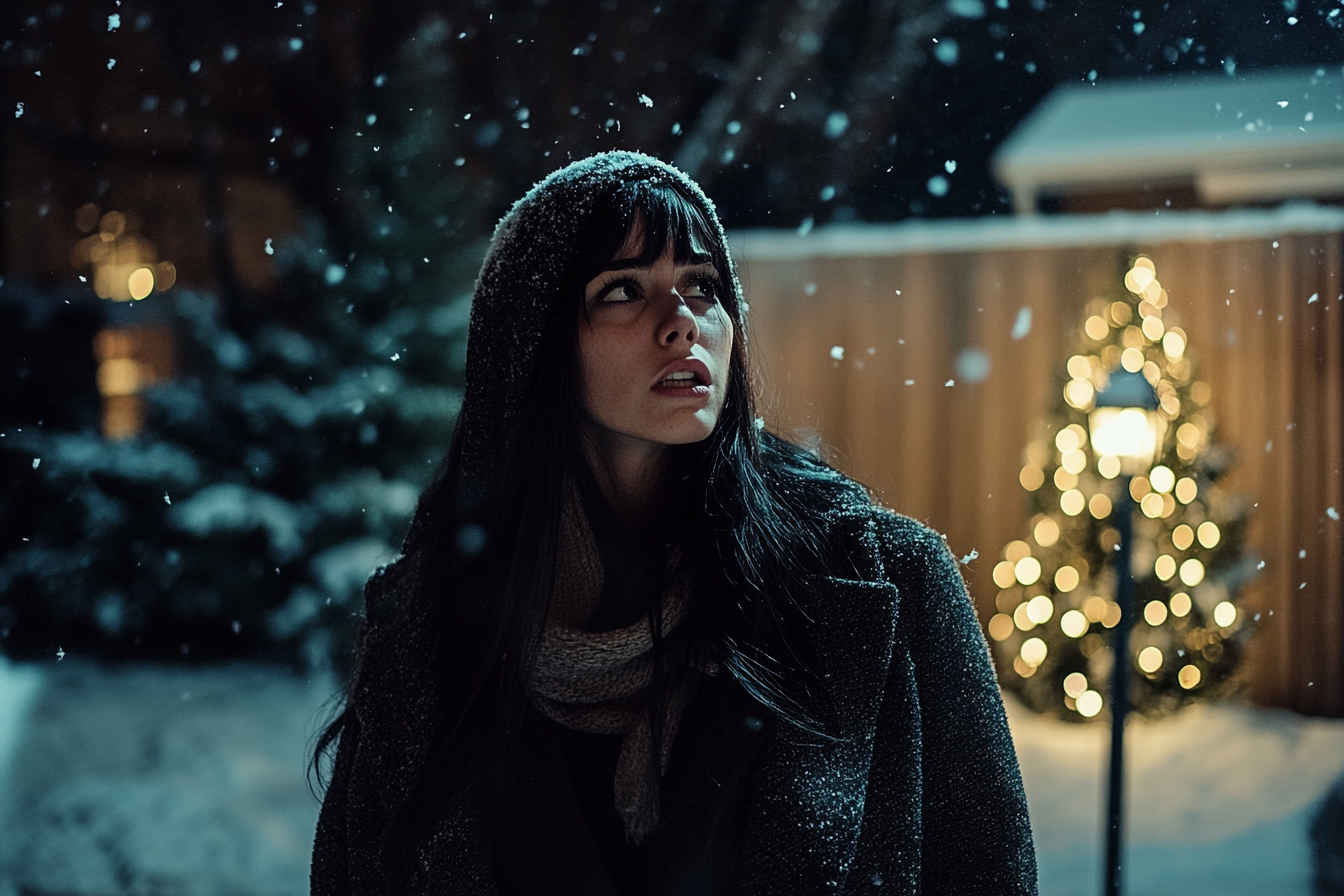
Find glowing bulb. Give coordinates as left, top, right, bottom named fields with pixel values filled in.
left=1088, top=493, right=1113, bottom=519
left=1054, top=565, right=1080, bottom=593
left=1013, top=602, right=1036, bottom=631
left=993, top=560, right=1018, bottom=589
left=1060, top=489, right=1086, bottom=516
left=1063, top=672, right=1089, bottom=698
left=1213, top=601, right=1237, bottom=628
left=1060, top=610, right=1089, bottom=638
left=1121, top=347, right=1145, bottom=373
left=1197, top=521, right=1221, bottom=548
left=1085, top=316, right=1110, bottom=340
left=1170, top=592, right=1192, bottom=617
left=1141, top=315, right=1165, bottom=341
left=1064, top=378, right=1095, bottom=410
left=1005, top=540, right=1032, bottom=563
left=1154, top=555, right=1177, bottom=581
left=1102, top=601, right=1122, bottom=628
left=1020, top=637, right=1048, bottom=666
left=1173, top=524, right=1194, bottom=550
left=988, top=614, right=1015, bottom=641
left=1083, top=596, right=1109, bottom=622
left=1056, top=428, right=1081, bottom=453
left=1020, top=465, right=1045, bottom=491
left=1137, top=646, right=1163, bottom=673
left=1067, top=355, right=1092, bottom=379
left=1149, top=465, right=1175, bottom=494
left=1144, top=600, right=1168, bottom=626
left=1026, top=595, right=1055, bottom=624
left=1015, top=556, right=1042, bottom=586
left=1178, top=665, right=1202, bottom=689
left=1077, top=689, right=1103, bottom=717
left=1033, top=518, right=1060, bottom=547
left=1179, top=558, right=1206, bottom=587
left=1174, top=477, right=1198, bottom=504
left=1097, top=455, right=1121, bottom=479
left=1163, top=331, right=1186, bottom=360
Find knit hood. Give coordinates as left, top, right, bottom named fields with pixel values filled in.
left=452, top=151, right=745, bottom=511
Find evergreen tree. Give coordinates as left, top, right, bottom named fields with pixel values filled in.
left=0, top=17, right=485, bottom=670
left=987, top=253, right=1257, bottom=721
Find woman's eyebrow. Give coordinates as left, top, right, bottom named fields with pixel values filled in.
left=598, top=251, right=713, bottom=274
left=599, top=257, right=646, bottom=273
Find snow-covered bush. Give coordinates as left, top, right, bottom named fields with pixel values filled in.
left=0, top=18, right=484, bottom=671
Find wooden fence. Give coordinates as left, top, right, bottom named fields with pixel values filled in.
left=733, top=206, right=1344, bottom=717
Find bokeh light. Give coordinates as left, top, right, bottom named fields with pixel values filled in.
left=1027, top=595, right=1055, bottom=624
left=1054, top=565, right=1080, bottom=592
left=1198, top=521, right=1221, bottom=548
left=1144, top=600, right=1168, bottom=626
left=1178, top=665, right=1202, bottom=689
left=1179, top=558, right=1206, bottom=587
left=1060, top=610, right=1089, bottom=638
left=1020, top=637, right=1048, bottom=666
left=988, top=613, right=1015, bottom=641
left=1137, top=646, right=1163, bottom=673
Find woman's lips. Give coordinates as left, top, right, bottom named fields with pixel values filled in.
left=652, top=358, right=712, bottom=391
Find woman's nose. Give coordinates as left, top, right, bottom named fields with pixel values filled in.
left=660, top=290, right=700, bottom=345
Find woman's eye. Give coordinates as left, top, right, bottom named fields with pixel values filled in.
left=683, top=277, right=719, bottom=301
left=598, top=281, right=639, bottom=303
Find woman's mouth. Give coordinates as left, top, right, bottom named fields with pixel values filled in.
left=659, top=371, right=703, bottom=387
left=652, top=359, right=713, bottom=391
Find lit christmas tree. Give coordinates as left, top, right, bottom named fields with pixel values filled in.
left=987, top=254, right=1257, bottom=721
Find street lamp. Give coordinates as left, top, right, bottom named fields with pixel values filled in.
left=1087, top=368, right=1163, bottom=896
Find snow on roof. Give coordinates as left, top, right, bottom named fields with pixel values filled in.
left=993, top=66, right=1344, bottom=212
left=732, top=203, right=1344, bottom=260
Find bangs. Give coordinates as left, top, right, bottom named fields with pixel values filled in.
left=616, top=182, right=723, bottom=270
left=566, top=180, right=735, bottom=314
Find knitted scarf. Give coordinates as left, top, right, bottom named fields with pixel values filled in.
left=527, top=490, right=705, bottom=844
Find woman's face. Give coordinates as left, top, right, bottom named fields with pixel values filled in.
left=578, top=221, right=734, bottom=462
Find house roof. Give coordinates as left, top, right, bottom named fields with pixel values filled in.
left=993, top=66, right=1344, bottom=212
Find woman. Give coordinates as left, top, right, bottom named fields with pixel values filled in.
left=311, top=151, right=1036, bottom=895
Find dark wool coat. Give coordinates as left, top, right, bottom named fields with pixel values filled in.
left=311, top=497, right=1037, bottom=894
left=310, top=151, right=1036, bottom=893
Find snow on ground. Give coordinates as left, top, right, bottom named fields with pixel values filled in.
left=0, top=656, right=1340, bottom=895
left=1007, top=694, right=1344, bottom=895
left=0, top=656, right=333, bottom=896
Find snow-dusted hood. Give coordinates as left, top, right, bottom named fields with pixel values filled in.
left=454, top=151, right=744, bottom=506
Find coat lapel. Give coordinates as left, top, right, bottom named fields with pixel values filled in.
left=739, top=571, right=900, bottom=895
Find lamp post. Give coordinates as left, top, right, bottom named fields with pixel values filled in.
left=1087, top=368, right=1164, bottom=896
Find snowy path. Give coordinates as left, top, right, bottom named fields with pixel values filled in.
left=0, top=657, right=1340, bottom=894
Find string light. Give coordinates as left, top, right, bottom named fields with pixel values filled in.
left=989, top=253, right=1248, bottom=720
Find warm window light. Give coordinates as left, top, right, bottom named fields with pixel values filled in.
left=128, top=267, right=155, bottom=300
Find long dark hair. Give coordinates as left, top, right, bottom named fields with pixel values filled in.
left=314, top=174, right=848, bottom=886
